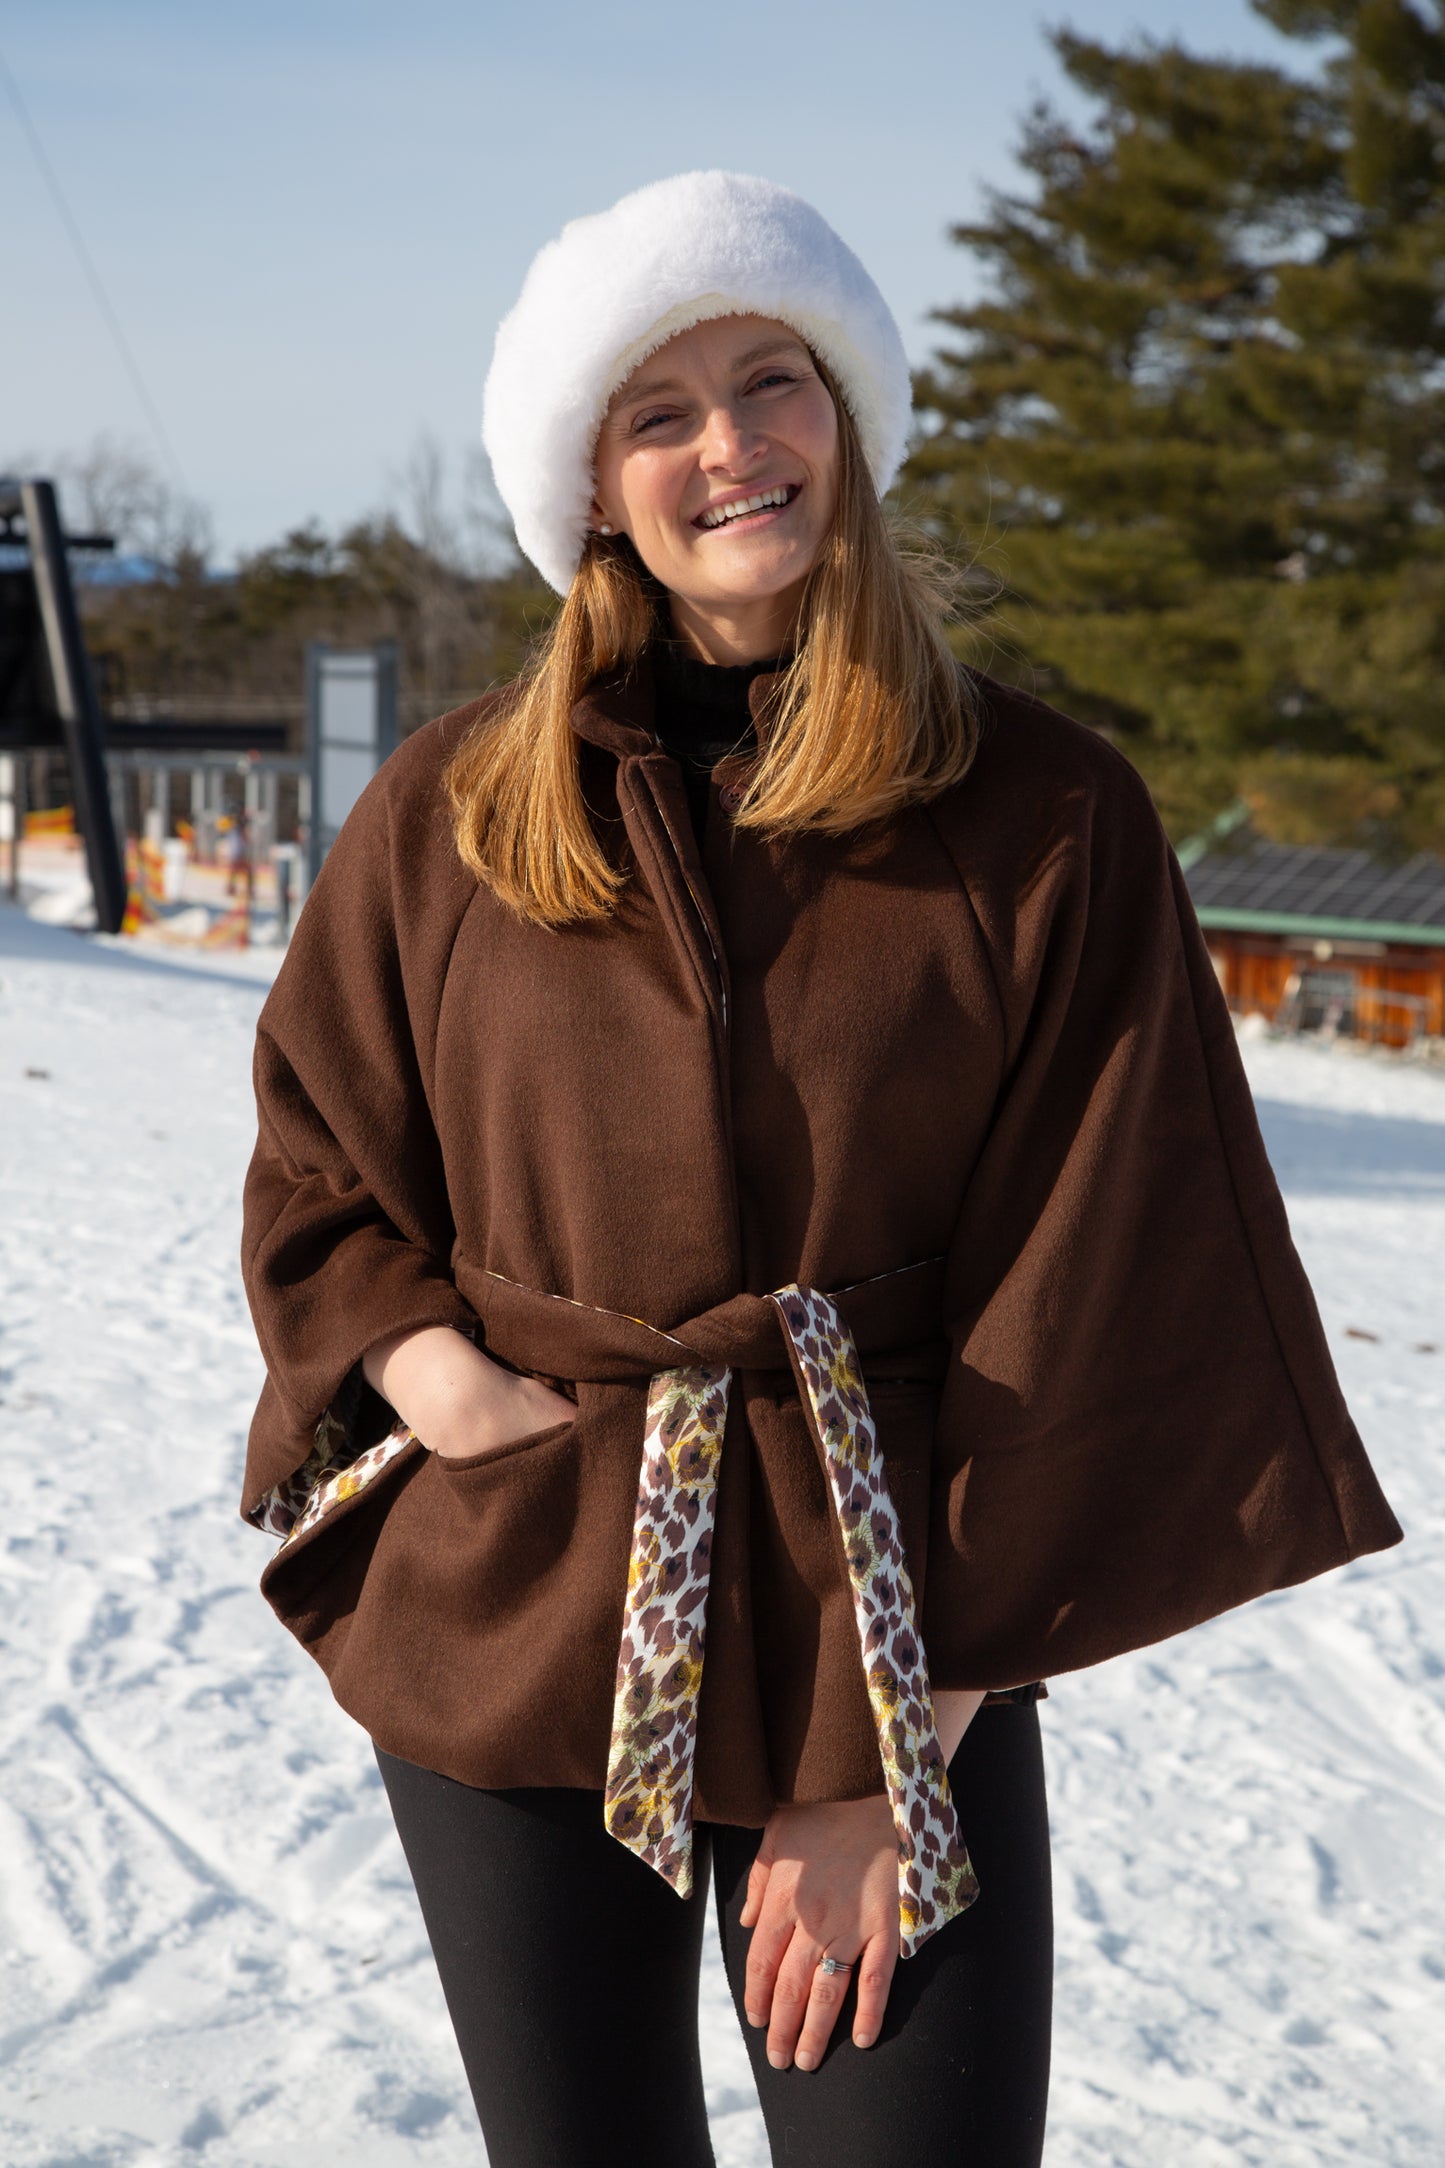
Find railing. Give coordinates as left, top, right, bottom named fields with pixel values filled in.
left=1276, top=967, right=1433, bottom=1049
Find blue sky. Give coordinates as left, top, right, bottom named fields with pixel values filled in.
left=3, top=0, right=1310, bottom=562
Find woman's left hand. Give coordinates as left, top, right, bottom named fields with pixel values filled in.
left=738, top=1690, right=986, bottom=2071
left=738, top=1791, right=901, bottom=2071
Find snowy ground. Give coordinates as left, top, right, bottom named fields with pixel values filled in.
left=0, top=897, right=1440, bottom=2167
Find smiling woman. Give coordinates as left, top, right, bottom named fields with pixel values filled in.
left=239, top=168, right=1400, bottom=2168
left=452, top=179, right=977, bottom=927
left=591, top=320, right=839, bottom=654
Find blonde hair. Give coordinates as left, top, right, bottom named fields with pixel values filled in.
left=446, top=365, right=980, bottom=925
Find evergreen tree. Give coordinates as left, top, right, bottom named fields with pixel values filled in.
left=909, top=0, right=1445, bottom=848
left=77, top=508, right=552, bottom=728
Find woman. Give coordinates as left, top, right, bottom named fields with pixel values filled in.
left=239, top=171, right=1401, bottom=2167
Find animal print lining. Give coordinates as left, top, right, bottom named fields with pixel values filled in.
left=249, top=1369, right=417, bottom=1551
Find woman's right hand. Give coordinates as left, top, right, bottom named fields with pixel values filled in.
left=361, top=1324, right=575, bottom=1459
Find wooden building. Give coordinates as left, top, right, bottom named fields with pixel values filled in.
left=1181, top=819, right=1445, bottom=1049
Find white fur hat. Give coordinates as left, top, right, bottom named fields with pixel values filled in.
left=482, top=170, right=912, bottom=594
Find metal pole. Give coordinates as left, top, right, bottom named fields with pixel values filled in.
left=0, top=754, right=17, bottom=898
left=19, top=480, right=127, bottom=934
left=259, top=766, right=277, bottom=861
left=108, top=759, right=128, bottom=871
left=296, top=770, right=312, bottom=903
left=376, top=638, right=399, bottom=762
left=304, top=641, right=323, bottom=887
left=274, top=846, right=294, bottom=944
left=14, top=754, right=26, bottom=898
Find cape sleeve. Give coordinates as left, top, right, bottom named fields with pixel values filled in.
left=238, top=714, right=483, bottom=1526
left=920, top=699, right=1403, bottom=1689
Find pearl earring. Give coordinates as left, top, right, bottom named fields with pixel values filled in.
left=597, top=523, right=613, bottom=536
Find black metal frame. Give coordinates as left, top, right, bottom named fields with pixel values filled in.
left=0, top=478, right=126, bottom=933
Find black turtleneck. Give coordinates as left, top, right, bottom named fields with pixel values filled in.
left=649, top=639, right=789, bottom=843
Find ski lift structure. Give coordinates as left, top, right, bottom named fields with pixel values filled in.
left=2, top=477, right=400, bottom=945
left=0, top=477, right=126, bottom=929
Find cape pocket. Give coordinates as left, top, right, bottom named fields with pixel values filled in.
left=257, top=1417, right=427, bottom=1634
left=262, top=1388, right=645, bottom=1786
left=428, top=1415, right=577, bottom=1476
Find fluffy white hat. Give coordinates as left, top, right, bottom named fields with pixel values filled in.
left=482, top=170, right=912, bottom=594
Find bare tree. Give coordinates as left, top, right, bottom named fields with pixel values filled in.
left=52, top=435, right=211, bottom=568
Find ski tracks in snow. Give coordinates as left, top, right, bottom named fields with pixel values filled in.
left=1, top=910, right=1441, bottom=2164
left=0, top=925, right=485, bottom=2165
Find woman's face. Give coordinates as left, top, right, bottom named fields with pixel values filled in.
left=591, top=313, right=840, bottom=657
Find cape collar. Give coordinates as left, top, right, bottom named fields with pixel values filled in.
left=570, top=646, right=789, bottom=765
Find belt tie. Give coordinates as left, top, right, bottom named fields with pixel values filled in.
left=602, top=1283, right=979, bottom=1959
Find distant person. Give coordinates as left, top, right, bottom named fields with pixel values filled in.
left=222, top=809, right=251, bottom=900
left=238, top=172, right=1401, bottom=2167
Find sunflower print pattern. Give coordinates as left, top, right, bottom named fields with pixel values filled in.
left=603, top=1362, right=732, bottom=1897
left=770, top=1284, right=979, bottom=1957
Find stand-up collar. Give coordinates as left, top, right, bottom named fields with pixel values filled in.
left=569, top=655, right=657, bottom=759
left=571, top=646, right=791, bottom=764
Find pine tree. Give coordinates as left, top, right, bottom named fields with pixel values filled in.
left=909, top=0, right=1445, bottom=849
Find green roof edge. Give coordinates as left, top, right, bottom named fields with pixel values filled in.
left=1176, top=799, right=1252, bottom=872
left=1195, top=906, right=1445, bottom=947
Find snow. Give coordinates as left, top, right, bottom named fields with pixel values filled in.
left=1, top=897, right=1440, bottom=2167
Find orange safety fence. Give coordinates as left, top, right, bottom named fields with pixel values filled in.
left=120, top=840, right=250, bottom=948
left=199, top=899, right=252, bottom=949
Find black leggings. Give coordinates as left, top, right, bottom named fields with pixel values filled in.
left=377, top=1704, right=1052, bottom=2167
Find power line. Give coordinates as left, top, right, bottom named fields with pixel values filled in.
left=0, top=42, right=188, bottom=490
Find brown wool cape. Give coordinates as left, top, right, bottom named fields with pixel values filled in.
left=239, top=657, right=1402, bottom=1828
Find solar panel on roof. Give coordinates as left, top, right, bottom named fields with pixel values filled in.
left=1183, top=829, right=1445, bottom=930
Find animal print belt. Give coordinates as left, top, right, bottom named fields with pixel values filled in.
left=601, top=1284, right=977, bottom=1959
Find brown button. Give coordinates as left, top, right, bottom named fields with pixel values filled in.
left=718, top=785, right=743, bottom=814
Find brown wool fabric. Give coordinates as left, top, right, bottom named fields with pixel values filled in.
left=239, top=655, right=1403, bottom=1827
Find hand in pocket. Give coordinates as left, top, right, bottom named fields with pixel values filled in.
left=361, top=1323, right=574, bottom=1460
left=432, top=1368, right=575, bottom=1459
